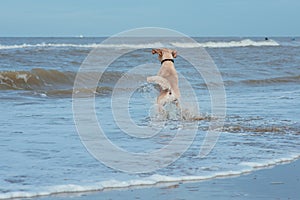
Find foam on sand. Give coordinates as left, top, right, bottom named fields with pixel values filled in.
left=1, top=155, right=299, bottom=200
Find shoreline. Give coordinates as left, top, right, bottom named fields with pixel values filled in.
left=27, top=158, right=300, bottom=200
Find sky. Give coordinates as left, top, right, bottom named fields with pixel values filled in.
left=0, top=0, right=299, bottom=37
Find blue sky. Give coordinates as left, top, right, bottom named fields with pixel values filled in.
left=0, top=0, right=299, bottom=37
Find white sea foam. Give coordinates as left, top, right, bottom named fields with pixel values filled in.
left=1, top=155, right=299, bottom=200
left=15, top=73, right=31, bottom=83
left=0, top=39, right=280, bottom=50
left=0, top=174, right=238, bottom=199
left=240, top=154, right=300, bottom=169
left=171, top=39, right=280, bottom=48
left=0, top=42, right=164, bottom=50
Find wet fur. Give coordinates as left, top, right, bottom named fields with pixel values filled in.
left=147, top=48, right=181, bottom=112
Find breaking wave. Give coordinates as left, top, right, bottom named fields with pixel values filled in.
left=1, top=154, right=299, bottom=200
left=0, top=69, right=75, bottom=90
left=171, top=39, right=280, bottom=48
left=0, top=69, right=122, bottom=97
left=0, top=42, right=164, bottom=50
left=1, top=68, right=299, bottom=97
left=0, top=39, right=280, bottom=50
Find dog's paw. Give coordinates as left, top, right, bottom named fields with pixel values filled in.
left=147, top=76, right=171, bottom=91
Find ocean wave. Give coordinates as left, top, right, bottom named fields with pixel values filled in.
left=0, top=69, right=75, bottom=90
left=241, top=75, right=300, bottom=85
left=193, top=75, right=300, bottom=89
left=1, top=69, right=299, bottom=97
left=0, top=42, right=164, bottom=50
left=0, top=39, right=280, bottom=50
left=0, top=69, right=122, bottom=97
left=1, top=155, right=299, bottom=200
left=171, top=39, right=280, bottom=48
left=240, top=154, right=300, bottom=169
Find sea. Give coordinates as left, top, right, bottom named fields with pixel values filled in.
left=0, top=37, right=300, bottom=199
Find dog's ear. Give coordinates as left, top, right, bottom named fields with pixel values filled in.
left=152, top=49, right=162, bottom=56
left=172, top=50, right=177, bottom=58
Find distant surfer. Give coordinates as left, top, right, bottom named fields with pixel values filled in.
left=265, top=37, right=269, bottom=41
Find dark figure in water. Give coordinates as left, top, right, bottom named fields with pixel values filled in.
left=265, top=37, right=269, bottom=41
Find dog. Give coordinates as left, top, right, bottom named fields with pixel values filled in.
left=147, top=48, right=180, bottom=112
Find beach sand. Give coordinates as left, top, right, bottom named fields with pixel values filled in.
left=33, top=159, right=300, bottom=200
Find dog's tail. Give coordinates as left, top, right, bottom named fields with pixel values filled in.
left=147, top=76, right=171, bottom=91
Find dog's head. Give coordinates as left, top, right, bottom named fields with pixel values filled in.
left=152, top=48, right=177, bottom=62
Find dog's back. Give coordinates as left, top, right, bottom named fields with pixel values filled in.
left=148, top=48, right=181, bottom=110
left=158, top=61, right=180, bottom=98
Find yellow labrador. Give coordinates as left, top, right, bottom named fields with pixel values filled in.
left=147, top=48, right=180, bottom=112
